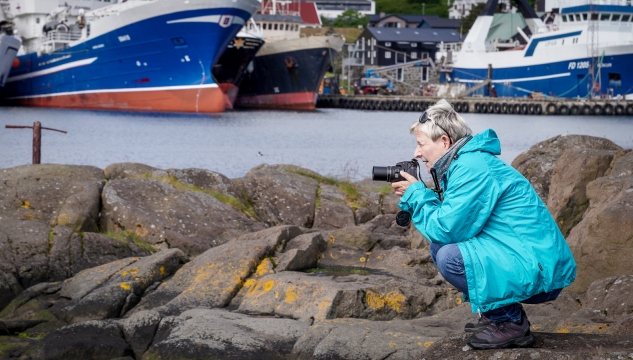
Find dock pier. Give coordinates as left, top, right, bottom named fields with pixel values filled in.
left=317, top=96, right=633, bottom=116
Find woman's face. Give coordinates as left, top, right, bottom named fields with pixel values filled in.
left=414, top=130, right=452, bottom=172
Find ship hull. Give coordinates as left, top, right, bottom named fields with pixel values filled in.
left=236, top=35, right=343, bottom=110
left=2, top=0, right=259, bottom=113
left=452, top=49, right=633, bottom=98
left=213, top=34, right=264, bottom=108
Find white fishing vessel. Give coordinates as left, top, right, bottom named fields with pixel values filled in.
left=449, top=0, right=633, bottom=98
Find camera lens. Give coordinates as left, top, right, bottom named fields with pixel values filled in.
left=372, top=166, right=392, bottom=182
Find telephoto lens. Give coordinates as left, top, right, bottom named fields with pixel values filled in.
left=396, top=211, right=411, bottom=227
left=372, top=166, right=392, bottom=182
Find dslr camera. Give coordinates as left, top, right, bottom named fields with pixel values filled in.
left=372, top=159, right=419, bottom=183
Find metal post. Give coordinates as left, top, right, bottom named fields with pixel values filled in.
left=5, top=123, right=67, bottom=165
left=33, top=121, right=41, bottom=164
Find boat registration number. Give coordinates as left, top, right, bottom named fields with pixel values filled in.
left=568, top=61, right=590, bottom=70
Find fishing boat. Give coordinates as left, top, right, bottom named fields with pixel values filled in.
left=1, top=0, right=259, bottom=113
left=235, top=0, right=344, bottom=110
left=450, top=0, right=633, bottom=98
left=212, top=28, right=265, bottom=109
left=0, top=1, right=20, bottom=88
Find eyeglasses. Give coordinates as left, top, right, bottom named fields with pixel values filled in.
left=419, top=111, right=453, bottom=144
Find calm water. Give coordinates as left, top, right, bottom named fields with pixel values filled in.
left=1, top=107, right=632, bottom=181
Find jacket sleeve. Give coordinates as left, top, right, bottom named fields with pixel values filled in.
left=398, top=157, right=500, bottom=245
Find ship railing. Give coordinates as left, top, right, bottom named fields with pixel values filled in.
left=38, top=30, right=83, bottom=54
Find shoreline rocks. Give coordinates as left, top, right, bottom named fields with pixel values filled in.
left=1, top=134, right=632, bottom=360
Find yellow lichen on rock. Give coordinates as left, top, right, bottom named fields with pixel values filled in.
left=424, top=342, right=433, bottom=348
left=263, top=280, right=275, bottom=292
left=159, top=266, right=166, bottom=276
left=21, top=201, right=31, bottom=209
left=284, top=286, right=298, bottom=303
left=135, top=224, right=149, bottom=237
left=255, top=259, right=275, bottom=277
left=455, top=297, right=462, bottom=305
left=365, top=290, right=406, bottom=312
left=388, top=342, right=397, bottom=347
left=243, top=279, right=256, bottom=288
left=57, top=213, right=69, bottom=225
left=119, top=283, right=131, bottom=291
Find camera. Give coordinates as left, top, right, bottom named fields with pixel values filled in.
left=372, top=159, right=419, bottom=182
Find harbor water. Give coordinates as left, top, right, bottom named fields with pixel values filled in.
left=1, top=107, right=632, bottom=181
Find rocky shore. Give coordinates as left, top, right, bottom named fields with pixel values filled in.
left=0, top=134, right=632, bottom=360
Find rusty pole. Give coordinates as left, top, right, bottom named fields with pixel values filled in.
left=33, top=121, right=41, bottom=164
left=5, top=122, right=67, bottom=165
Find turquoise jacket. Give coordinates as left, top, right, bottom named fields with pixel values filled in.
left=399, top=129, right=576, bottom=313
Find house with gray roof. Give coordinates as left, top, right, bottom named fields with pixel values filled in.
left=352, top=27, right=462, bottom=66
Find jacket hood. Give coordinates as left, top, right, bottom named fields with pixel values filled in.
left=459, top=128, right=501, bottom=156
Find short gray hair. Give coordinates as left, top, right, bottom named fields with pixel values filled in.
left=409, top=99, right=472, bottom=142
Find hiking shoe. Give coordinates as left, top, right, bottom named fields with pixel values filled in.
left=464, top=315, right=492, bottom=333
left=466, top=314, right=533, bottom=349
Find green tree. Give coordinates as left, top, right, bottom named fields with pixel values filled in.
left=332, top=10, right=370, bottom=28
left=458, top=3, right=484, bottom=36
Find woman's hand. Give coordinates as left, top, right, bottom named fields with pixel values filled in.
left=391, top=171, right=419, bottom=197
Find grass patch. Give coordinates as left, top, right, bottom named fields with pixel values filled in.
left=17, top=333, right=45, bottom=339
left=101, top=231, right=156, bottom=254
left=374, top=185, right=393, bottom=196
left=287, top=169, right=367, bottom=211
left=146, top=174, right=258, bottom=220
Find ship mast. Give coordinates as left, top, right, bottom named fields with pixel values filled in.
left=587, top=0, right=600, bottom=98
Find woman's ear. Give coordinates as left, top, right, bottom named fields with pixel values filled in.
left=443, top=135, right=451, bottom=149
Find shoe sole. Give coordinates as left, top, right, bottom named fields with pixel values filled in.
left=464, top=327, right=486, bottom=333
left=467, top=334, right=534, bottom=349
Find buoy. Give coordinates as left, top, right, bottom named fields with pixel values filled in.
left=12, top=58, right=20, bottom=68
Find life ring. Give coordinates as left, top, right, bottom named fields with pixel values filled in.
left=284, top=56, right=295, bottom=68
left=552, top=24, right=559, bottom=31
left=592, top=104, right=603, bottom=115
left=593, top=82, right=601, bottom=93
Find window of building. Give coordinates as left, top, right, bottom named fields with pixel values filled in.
left=421, top=66, right=429, bottom=82
left=274, top=23, right=278, bottom=30
left=373, top=50, right=376, bottom=57
left=285, top=24, right=289, bottom=30
left=385, top=42, right=391, bottom=46
left=397, top=68, right=404, bottom=81
left=372, top=39, right=376, bottom=45
left=367, top=51, right=370, bottom=58
left=411, top=43, right=417, bottom=47
left=294, top=24, right=299, bottom=31
left=421, top=52, right=429, bottom=59
left=612, top=14, right=621, bottom=21
left=411, top=52, right=417, bottom=59
left=385, top=51, right=391, bottom=59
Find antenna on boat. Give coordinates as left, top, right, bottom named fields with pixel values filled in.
left=587, top=0, right=600, bottom=98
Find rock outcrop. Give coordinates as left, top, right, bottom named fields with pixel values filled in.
left=566, top=151, right=633, bottom=292
left=1, top=135, right=632, bottom=360
left=0, top=165, right=104, bottom=232
left=511, top=135, right=621, bottom=203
